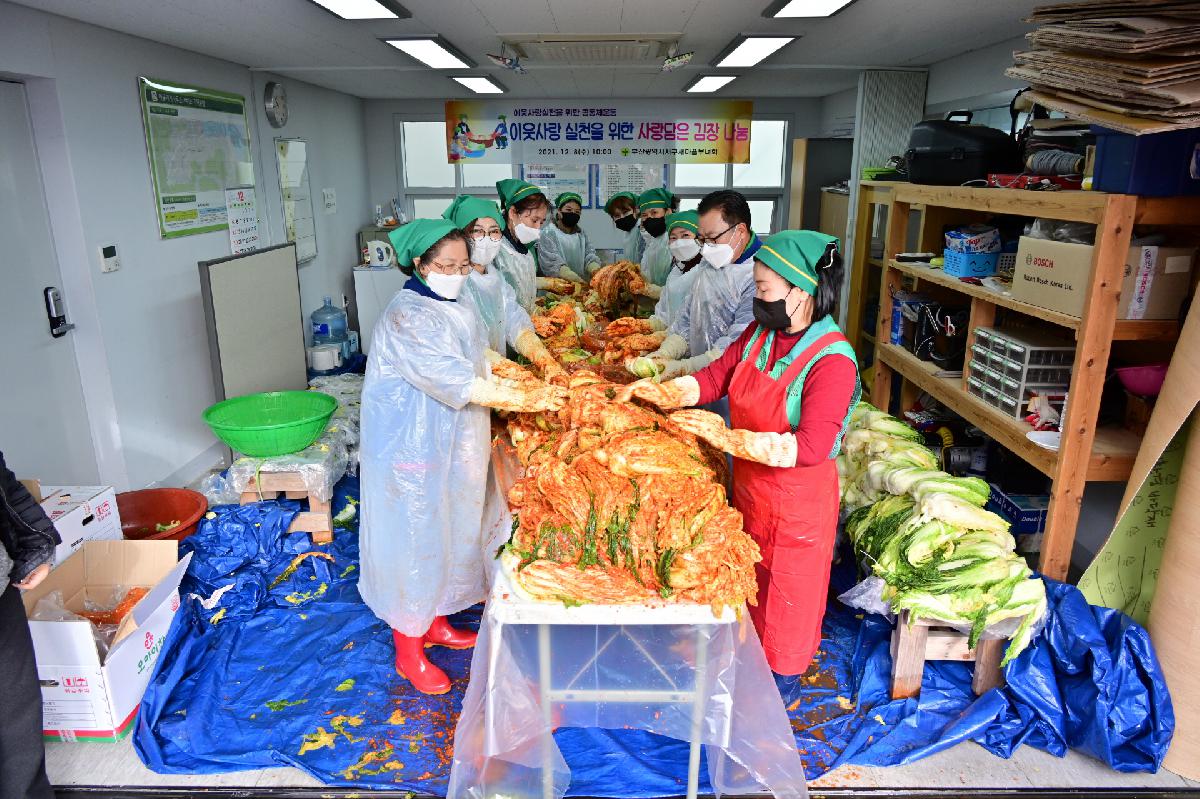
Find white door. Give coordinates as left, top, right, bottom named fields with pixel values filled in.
left=0, top=80, right=98, bottom=483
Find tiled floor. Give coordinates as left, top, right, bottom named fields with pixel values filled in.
left=46, top=736, right=1200, bottom=792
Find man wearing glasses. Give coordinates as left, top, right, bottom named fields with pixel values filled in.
left=634, top=190, right=760, bottom=391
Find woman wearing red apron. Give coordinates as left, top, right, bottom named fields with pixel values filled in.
left=626, top=230, right=860, bottom=675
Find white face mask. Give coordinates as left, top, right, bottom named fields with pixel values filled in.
left=669, top=238, right=701, bottom=262
left=701, top=227, right=744, bottom=269
left=514, top=222, right=541, bottom=244
left=424, top=270, right=467, bottom=300
left=471, top=236, right=501, bottom=266
left=701, top=243, right=734, bottom=269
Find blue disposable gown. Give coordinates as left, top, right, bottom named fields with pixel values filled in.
left=639, top=231, right=673, bottom=286
left=492, top=236, right=539, bottom=312
left=651, top=260, right=703, bottom=331
left=358, top=288, right=491, bottom=635
left=460, top=267, right=533, bottom=353
left=669, top=259, right=756, bottom=357
left=538, top=224, right=600, bottom=279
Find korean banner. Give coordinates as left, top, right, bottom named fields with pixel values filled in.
left=445, top=99, right=752, bottom=165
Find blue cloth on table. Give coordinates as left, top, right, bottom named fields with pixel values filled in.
left=134, top=479, right=1173, bottom=794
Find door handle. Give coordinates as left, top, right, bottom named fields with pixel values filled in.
left=44, top=286, right=75, bottom=338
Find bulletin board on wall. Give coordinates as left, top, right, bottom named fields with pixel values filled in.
left=520, top=164, right=593, bottom=208
left=596, top=164, right=669, bottom=208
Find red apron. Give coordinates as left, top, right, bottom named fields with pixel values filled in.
left=729, top=327, right=846, bottom=676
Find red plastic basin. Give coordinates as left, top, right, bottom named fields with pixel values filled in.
left=118, top=488, right=208, bottom=541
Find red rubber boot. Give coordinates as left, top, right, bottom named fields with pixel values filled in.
left=392, top=630, right=451, bottom=695
left=424, top=615, right=478, bottom=650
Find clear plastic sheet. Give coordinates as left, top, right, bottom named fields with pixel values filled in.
left=358, top=288, right=492, bottom=636
left=651, top=261, right=702, bottom=330
left=31, top=590, right=117, bottom=659
left=199, top=472, right=241, bottom=506
left=837, top=574, right=1045, bottom=642
left=669, top=260, right=756, bottom=358
left=448, top=565, right=809, bottom=799
left=228, top=429, right=350, bottom=503
left=309, top=374, right=363, bottom=424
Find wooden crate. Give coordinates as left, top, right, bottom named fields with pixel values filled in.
left=889, top=611, right=1005, bottom=699
left=239, top=471, right=333, bottom=544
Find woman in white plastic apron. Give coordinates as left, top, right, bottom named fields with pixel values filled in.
left=359, top=218, right=567, bottom=694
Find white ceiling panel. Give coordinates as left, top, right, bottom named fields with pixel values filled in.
left=13, top=0, right=1039, bottom=99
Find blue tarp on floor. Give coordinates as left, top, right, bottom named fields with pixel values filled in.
left=133, top=477, right=1173, bottom=794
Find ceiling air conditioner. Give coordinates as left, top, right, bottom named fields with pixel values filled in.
left=507, top=35, right=679, bottom=65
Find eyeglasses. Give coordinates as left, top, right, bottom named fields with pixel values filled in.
left=697, top=223, right=739, bottom=246
left=427, top=260, right=471, bottom=275
left=470, top=228, right=503, bottom=241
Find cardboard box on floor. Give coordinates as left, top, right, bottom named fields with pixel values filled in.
left=28, top=483, right=124, bottom=566
left=1011, top=237, right=1196, bottom=319
left=21, top=540, right=191, bottom=742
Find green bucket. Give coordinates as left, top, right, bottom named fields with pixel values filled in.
left=202, top=391, right=338, bottom=457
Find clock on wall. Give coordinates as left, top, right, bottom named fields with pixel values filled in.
left=264, top=81, right=288, bottom=128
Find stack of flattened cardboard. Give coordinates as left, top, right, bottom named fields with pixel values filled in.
left=1009, top=0, right=1200, bottom=133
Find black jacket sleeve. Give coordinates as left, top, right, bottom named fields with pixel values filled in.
left=0, top=450, right=61, bottom=582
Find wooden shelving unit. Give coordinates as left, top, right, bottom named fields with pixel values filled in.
left=870, top=182, right=1200, bottom=580
left=844, top=181, right=896, bottom=360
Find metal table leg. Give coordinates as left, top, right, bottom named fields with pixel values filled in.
left=686, top=626, right=709, bottom=799
left=539, top=623, right=553, bottom=799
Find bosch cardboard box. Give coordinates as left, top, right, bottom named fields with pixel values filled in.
left=39, top=485, right=123, bottom=567
left=1011, top=237, right=1195, bottom=319
left=21, top=541, right=190, bottom=742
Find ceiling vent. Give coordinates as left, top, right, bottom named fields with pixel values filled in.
left=508, top=35, right=678, bottom=65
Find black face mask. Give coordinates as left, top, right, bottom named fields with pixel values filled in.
left=561, top=212, right=580, bottom=228
left=753, top=288, right=795, bottom=330
left=642, top=216, right=667, bottom=238
left=614, top=214, right=637, bottom=232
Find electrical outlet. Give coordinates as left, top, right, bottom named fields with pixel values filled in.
left=99, top=244, right=120, bottom=273
left=322, top=188, right=336, bottom=214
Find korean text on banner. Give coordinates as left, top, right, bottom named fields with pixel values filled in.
left=446, top=99, right=753, bottom=165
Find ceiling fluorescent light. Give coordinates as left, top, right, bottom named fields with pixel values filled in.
left=686, top=76, right=737, bottom=93
left=765, top=0, right=855, bottom=16
left=308, top=0, right=410, bottom=19
left=385, top=38, right=472, bottom=69
left=714, top=36, right=795, bottom=68
left=453, top=76, right=505, bottom=94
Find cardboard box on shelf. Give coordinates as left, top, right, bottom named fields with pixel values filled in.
left=38, top=486, right=123, bottom=567
left=1011, top=237, right=1196, bottom=319
left=986, top=484, right=1050, bottom=554
left=21, top=540, right=190, bottom=742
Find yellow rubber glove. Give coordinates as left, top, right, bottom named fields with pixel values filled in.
left=514, top=328, right=568, bottom=383
left=557, top=266, right=587, bottom=285
left=469, top=377, right=568, bottom=413
left=637, top=282, right=663, bottom=300
left=537, top=276, right=576, bottom=296
left=615, top=376, right=700, bottom=409
left=669, top=409, right=798, bottom=467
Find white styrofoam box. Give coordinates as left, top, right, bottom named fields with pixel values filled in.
left=39, top=486, right=123, bottom=567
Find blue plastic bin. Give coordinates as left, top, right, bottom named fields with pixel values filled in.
left=943, top=249, right=999, bottom=278
left=1091, top=125, right=1200, bottom=197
